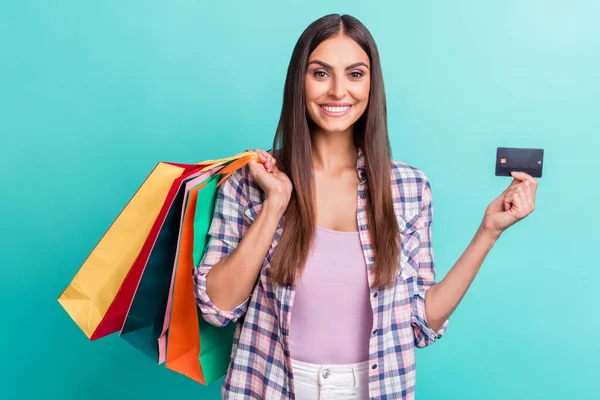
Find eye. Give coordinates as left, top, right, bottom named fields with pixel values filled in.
left=313, top=70, right=329, bottom=78
left=349, top=71, right=364, bottom=79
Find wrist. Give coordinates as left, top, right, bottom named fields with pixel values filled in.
left=263, top=196, right=288, bottom=219
left=478, top=219, right=502, bottom=242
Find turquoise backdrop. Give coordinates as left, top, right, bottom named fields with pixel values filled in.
left=1, top=1, right=599, bottom=399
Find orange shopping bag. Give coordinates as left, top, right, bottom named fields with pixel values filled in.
left=166, top=173, right=237, bottom=384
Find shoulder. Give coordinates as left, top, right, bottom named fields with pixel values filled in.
left=390, top=159, right=432, bottom=219
left=390, top=159, right=430, bottom=186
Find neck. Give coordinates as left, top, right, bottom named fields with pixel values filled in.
left=311, top=126, right=357, bottom=173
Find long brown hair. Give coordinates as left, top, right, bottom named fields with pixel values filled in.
left=270, top=14, right=399, bottom=290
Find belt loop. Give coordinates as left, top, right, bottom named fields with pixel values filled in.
left=317, top=366, right=323, bottom=387
left=352, top=365, right=358, bottom=390
left=317, top=369, right=322, bottom=400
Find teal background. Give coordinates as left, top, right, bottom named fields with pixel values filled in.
left=1, top=1, right=599, bottom=399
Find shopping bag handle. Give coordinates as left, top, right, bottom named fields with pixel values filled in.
left=197, top=150, right=258, bottom=169
left=197, top=150, right=260, bottom=187
left=214, top=155, right=258, bottom=186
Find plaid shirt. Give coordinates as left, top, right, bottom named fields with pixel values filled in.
left=194, top=148, right=449, bottom=399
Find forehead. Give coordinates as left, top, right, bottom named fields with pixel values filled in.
left=308, top=34, right=370, bottom=66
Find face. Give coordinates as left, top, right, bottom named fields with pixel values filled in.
left=305, top=34, right=371, bottom=134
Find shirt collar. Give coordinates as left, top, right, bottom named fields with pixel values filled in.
left=356, top=147, right=367, bottom=183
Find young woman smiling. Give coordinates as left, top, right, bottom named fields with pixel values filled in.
left=194, top=14, right=538, bottom=400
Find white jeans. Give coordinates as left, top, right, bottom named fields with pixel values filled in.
left=291, top=358, right=370, bottom=400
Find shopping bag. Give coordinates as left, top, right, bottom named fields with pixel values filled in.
left=58, top=150, right=258, bottom=341
left=92, top=151, right=257, bottom=341
left=118, top=169, right=203, bottom=360
left=119, top=152, right=257, bottom=362
left=195, top=177, right=237, bottom=384
left=157, top=171, right=214, bottom=364
left=57, top=162, right=199, bottom=339
left=165, top=174, right=236, bottom=385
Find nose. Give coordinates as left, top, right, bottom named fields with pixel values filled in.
left=327, top=74, right=346, bottom=99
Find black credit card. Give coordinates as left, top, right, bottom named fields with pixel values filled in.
left=495, top=147, right=544, bottom=178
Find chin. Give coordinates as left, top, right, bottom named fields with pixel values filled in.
left=323, top=116, right=358, bottom=131
left=313, top=117, right=356, bottom=133
left=321, top=124, right=353, bottom=133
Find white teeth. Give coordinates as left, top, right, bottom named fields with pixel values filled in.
left=322, top=105, right=350, bottom=113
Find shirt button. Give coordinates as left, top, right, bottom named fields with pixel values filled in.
left=322, top=369, right=330, bottom=379
left=371, top=364, right=377, bottom=370
left=368, top=256, right=374, bottom=262
left=360, top=224, right=367, bottom=230
left=373, top=292, right=378, bottom=298
left=372, top=329, right=378, bottom=335
left=360, top=193, right=366, bottom=199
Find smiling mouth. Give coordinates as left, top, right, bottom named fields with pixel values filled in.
left=319, top=105, right=352, bottom=116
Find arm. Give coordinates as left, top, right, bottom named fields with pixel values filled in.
left=424, top=170, right=537, bottom=332
left=410, top=177, right=497, bottom=347
left=194, top=168, right=287, bottom=327
left=424, top=226, right=498, bottom=332
left=409, top=177, right=450, bottom=348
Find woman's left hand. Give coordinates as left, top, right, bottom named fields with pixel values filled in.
left=481, top=171, right=539, bottom=239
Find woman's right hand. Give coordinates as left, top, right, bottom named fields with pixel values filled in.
left=248, top=149, right=293, bottom=214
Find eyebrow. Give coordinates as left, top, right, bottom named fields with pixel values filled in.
left=307, top=60, right=370, bottom=70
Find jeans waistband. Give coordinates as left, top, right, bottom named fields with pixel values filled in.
left=290, top=357, right=369, bottom=390
left=291, top=358, right=369, bottom=373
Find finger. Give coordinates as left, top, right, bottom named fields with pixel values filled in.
left=503, top=186, right=520, bottom=211
left=514, top=189, right=531, bottom=216
left=511, top=171, right=537, bottom=185
left=520, top=180, right=533, bottom=203
left=255, top=149, right=267, bottom=162
left=507, top=186, right=534, bottom=217
left=514, top=180, right=535, bottom=206
left=525, top=179, right=539, bottom=203
left=256, top=150, right=273, bottom=171
left=262, top=151, right=274, bottom=165
left=267, top=157, right=274, bottom=172
left=502, top=178, right=520, bottom=194
left=504, top=190, right=520, bottom=213
left=523, top=181, right=537, bottom=210
left=500, top=182, right=520, bottom=201
left=257, top=149, right=269, bottom=162
left=503, top=192, right=512, bottom=212
left=511, top=191, right=522, bottom=214
left=515, top=185, right=530, bottom=208
left=258, top=149, right=271, bottom=163
left=265, top=154, right=277, bottom=173
left=249, top=157, right=267, bottom=172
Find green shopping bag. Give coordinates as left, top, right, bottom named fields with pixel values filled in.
left=195, top=177, right=236, bottom=382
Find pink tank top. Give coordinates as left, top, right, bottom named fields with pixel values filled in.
left=288, top=226, right=373, bottom=364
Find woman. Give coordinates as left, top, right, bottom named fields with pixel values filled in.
left=194, top=14, right=538, bottom=400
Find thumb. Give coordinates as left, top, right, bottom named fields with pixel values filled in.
left=503, top=178, right=519, bottom=193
